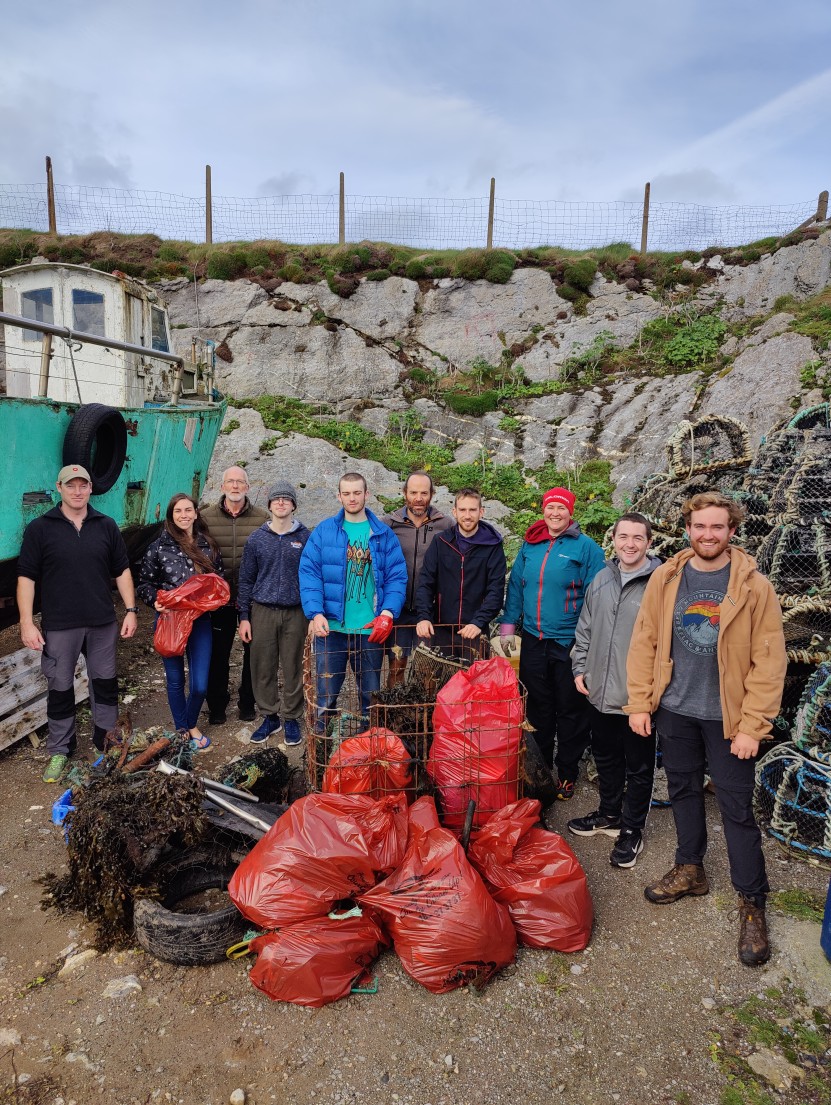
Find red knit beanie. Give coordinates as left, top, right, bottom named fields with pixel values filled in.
left=542, top=486, right=575, bottom=514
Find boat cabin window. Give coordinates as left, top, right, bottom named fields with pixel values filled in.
left=21, top=288, right=53, bottom=341
left=72, top=289, right=106, bottom=336
left=151, top=306, right=170, bottom=352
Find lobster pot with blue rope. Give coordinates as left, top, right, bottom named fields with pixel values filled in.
left=754, top=744, right=831, bottom=867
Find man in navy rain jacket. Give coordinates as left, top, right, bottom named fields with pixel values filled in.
left=415, top=488, right=506, bottom=647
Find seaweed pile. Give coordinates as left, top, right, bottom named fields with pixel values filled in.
left=369, top=678, right=435, bottom=757
left=42, top=771, right=206, bottom=948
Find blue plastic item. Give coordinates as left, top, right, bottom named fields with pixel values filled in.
left=51, top=788, right=74, bottom=827
left=822, top=878, right=831, bottom=964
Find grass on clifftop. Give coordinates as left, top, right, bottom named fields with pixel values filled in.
left=235, top=394, right=617, bottom=548
left=0, top=226, right=822, bottom=301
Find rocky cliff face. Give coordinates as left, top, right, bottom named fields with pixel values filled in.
left=169, top=232, right=831, bottom=513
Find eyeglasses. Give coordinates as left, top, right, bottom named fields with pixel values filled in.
left=224, top=479, right=248, bottom=486
left=270, top=497, right=293, bottom=505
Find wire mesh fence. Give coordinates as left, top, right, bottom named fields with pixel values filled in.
left=0, top=182, right=819, bottom=251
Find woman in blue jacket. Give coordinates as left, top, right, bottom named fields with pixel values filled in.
left=501, top=486, right=605, bottom=800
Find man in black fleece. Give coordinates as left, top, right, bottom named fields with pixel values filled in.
left=237, top=481, right=310, bottom=746
left=415, top=488, right=506, bottom=648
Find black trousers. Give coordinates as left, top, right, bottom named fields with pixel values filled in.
left=519, top=632, right=591, bottom=783
left=206, top=604, right=255, bottom=717
left=656, top=708, right=768, bottom=902
left=589, top=704, right=656, bottom=831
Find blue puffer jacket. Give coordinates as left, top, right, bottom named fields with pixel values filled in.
left=298, top=508, right=408, bottom=623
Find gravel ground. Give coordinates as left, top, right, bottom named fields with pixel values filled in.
left=1, top=615, right=829, bottom=1105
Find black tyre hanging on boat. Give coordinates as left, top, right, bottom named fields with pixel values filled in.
left=62, top=403, right=128, bottom=495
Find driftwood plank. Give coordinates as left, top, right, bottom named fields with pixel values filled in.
left=0, top=648, right=88, bottom=752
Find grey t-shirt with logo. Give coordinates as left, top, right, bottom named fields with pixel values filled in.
left=659, top=561, right=731, bottom=721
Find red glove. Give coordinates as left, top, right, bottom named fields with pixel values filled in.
left=363, top=614, right=393, bottom=643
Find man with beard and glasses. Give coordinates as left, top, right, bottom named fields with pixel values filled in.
left=626, top=492, right=786, bottom=967
left=201, top=466, right=268, bottom=725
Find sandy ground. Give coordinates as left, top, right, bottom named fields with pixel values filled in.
left=1, top=611, right=830, bottom=1105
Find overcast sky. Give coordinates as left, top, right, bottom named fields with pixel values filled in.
left=2, top=0, right=828, bottom=208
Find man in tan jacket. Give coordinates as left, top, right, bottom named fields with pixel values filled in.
left=626, top=491, right=786, bottom=967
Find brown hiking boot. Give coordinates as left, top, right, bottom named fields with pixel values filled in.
left=737, top=896, right=770, bottom=967
left=644, top=863, right=709, bottom=904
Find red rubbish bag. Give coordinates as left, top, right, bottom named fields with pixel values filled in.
left=322, top=728, right=413, bottom=798
left=467, top=798, right=593, bottom=952
left=153, top=573, right=230, bottom=657
left=427, top=657, right=524, bottom=832
left=248, top=908, right=390, bottom=1007
left=228, top=792, right=408, bottom=929
left=359, top=796, right=516, bottom=993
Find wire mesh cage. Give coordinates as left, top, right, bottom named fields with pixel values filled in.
left=754, top=742, right=831, bottom=867
left=666, top=416, right=752, bottom=480
left=302, top=629, right=527, bottom=831
left=791, top=661, right=831, bottom=764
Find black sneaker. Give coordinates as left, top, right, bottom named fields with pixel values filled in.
left=610, top=828, right=644, bottom=869
left=238, top=707, right=256, bottom=723
left=567, top=810, right=622, bottom=838
left=208, top=712, right=227, bottom=726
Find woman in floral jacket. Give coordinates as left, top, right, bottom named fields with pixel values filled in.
left=138, top=493, right=223, bottom=747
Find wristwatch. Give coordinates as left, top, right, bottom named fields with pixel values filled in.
left=125, top=607, right=138, bottom=613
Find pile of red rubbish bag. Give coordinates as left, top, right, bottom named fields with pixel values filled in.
left=229, top=791, right=593, bottom=1007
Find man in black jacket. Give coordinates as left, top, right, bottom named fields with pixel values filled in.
left=17, top=464, right=137, bottom=783
left=415, top=488, right=506, bottom=648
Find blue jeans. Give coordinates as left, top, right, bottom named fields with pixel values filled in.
left=313, top=631, right=384, bottom=732
left=160, top=613, right=213, bottom=731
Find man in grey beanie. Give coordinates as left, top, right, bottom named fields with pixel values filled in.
left=237, top=481, right=310, bottom=746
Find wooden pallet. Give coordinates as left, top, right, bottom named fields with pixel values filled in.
left=0, top=647, right=88, bottom=754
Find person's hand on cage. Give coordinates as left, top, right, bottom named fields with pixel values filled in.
left=459, top=623, right=482, bottom=639
left=312, top=614, right=330, bottom=637
left=416, top=620, right=435, bottom=639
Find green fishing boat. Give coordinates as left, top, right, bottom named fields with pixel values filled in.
left=0, top=262, right=226, bottom=625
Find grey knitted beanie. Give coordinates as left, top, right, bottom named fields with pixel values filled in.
left=267, top=480, right=298, bottom=507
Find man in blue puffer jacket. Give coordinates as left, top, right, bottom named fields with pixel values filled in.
left=501, top=486, right=605, bottom=801
left=299, top=472, right=407, bottom=733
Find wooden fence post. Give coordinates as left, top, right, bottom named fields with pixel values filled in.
left=817, top=190, right=829, bottom=223
left=45, top=156, right=57, bottom=235
left=205, top=165, right=213, bottom=245
left=486, top=177, right=495, bottom=249
left=339, top=172, right=345, bottom=245
left=640, top=182, right=650, bottom=255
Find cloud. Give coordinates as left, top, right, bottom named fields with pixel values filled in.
left=649, top=68, right=831, bottom=183
left=68, top=154, right=134, bottom=189
left=257, top=172, right=316, bottom=196
left=620, top=170, right=738, bottom=204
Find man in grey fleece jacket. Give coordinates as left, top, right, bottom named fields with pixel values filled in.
left=569, top=513, right=661, bottom=869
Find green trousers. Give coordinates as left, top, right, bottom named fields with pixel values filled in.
left=249, top=603, right=308, bottom=719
